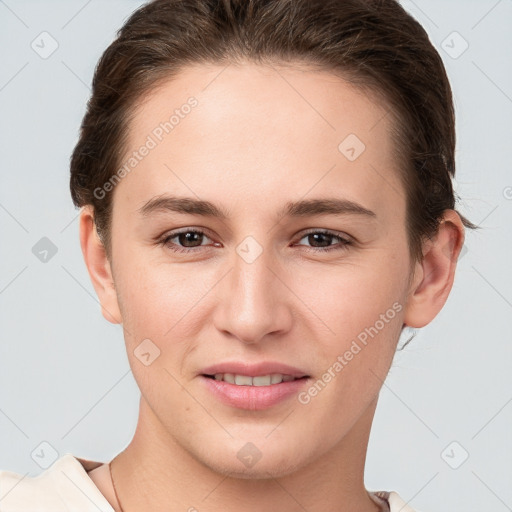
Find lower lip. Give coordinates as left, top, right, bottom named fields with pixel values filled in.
left=200, top=375, right=310, bottom=410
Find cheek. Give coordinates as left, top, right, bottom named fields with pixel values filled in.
left=297, top=255, right=407, bottom=339
left=113, top=256, right=211, bottom=376
left=115, top=253, right=196, bottom=327
left=296, top=274, right=405, bottom=432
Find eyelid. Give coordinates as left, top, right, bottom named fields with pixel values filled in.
left=157, top=226, right=213, bottom=240
left=158, top=227, right=214, bottom=247
left=293, top=229, right=352, bottom=254
left=295, top=228, right=352, bottom=243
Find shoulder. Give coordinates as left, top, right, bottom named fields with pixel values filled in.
left=388, top=491, right=425, bottom=512
left=0, top=453, right=114, bottom=511
left=372, top=490, right=424, bottom=512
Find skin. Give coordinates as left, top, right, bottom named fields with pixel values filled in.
left=80, top=62, right=465, bottom=511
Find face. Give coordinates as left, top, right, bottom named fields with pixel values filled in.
left=102, top=63, right=414, bottom=477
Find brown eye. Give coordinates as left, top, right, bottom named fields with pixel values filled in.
left=296, top=230, right=351, bottom=252
left=160, top=229, right=213, bottom=253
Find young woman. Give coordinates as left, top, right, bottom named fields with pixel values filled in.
left=0, top=0, right=476, bottom=510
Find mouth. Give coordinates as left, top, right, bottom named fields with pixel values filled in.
left=199, top=361, right=311, bottom=410
left=202, top=373, right=310, bottom=386
left=199, top=365, right=311, bottom=410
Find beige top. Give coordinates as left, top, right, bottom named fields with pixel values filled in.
left=0, top=453, right=420, bottom=511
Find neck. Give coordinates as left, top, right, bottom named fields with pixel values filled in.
left=110, top=396, right=382, bottom=512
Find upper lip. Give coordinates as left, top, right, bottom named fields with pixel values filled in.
left=200, top=361, right=309, bottom=379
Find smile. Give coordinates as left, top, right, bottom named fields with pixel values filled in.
left=204, top=373, right=305, bottom=386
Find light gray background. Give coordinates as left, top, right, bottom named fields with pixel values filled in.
left=0, top=1, right=511, bottom=511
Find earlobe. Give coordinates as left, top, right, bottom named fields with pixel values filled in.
left=403, top=210, right=465, bottom=328
left=79, top=206, right=122, bottom=325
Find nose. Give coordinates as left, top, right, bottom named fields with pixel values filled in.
left=213, top=240, right=293, bottom=345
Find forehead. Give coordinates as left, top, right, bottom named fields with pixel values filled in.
left=113, top=62, right=404, bottom=224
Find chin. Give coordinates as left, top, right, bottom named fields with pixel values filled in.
left=193, top=437, right=311, bottom=480
left=204, top=454, right=304, bottom=480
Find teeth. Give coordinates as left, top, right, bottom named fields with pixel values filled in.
left=234, top=374, right=252, bottom=386
left=252, top=375, right=271, bottom=386
left=223, top=373, right=235, bottom=384
left=212, top=373, right=300, bottom=386
left=271, top=374, right=283, bottom=384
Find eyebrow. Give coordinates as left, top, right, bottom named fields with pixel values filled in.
left=137, top=195, right=377, bottom=220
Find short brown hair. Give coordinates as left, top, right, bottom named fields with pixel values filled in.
left=69, top=0, right=477, bottom=262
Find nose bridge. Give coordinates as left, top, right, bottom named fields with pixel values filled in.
left=235, top=236, right=273, bottom=301
left=216, top=234, right=291, bottom=343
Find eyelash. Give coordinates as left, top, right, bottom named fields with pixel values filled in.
left=158, top=228, right=352, bottom=254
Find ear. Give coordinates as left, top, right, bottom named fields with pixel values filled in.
left=79, top=205, right=122, bottom=324
left=403, top=210, right=465, bottom=328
